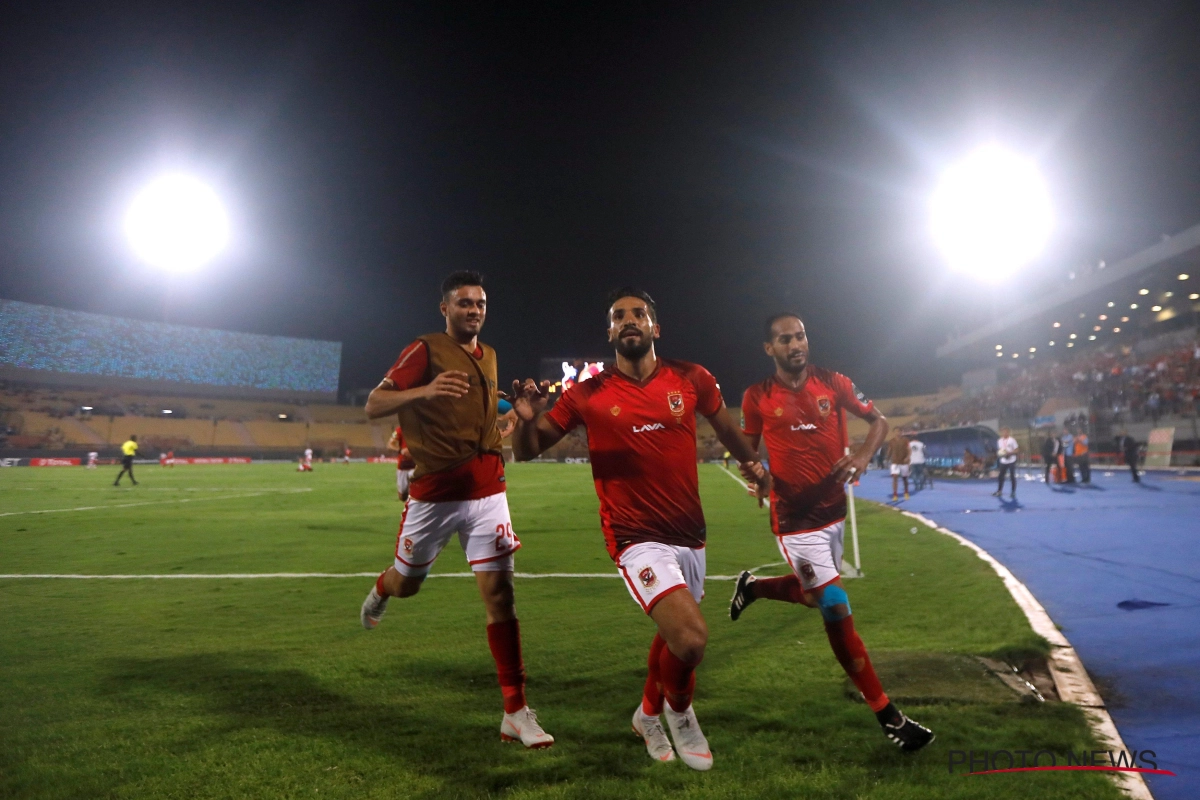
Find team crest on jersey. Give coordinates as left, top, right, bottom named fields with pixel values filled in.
left=799, top=561, right=817, bottom=582
left=774, top=407, right=784, bottom=416
left=610, top=406, right=621, bottom=416
left=667, top=391, right=685, bottom=416
left=638, top=566, right=658, bottom=589
left=816, top=396, right=832, bottom=417
left=402, top=538, right=414, bottom=555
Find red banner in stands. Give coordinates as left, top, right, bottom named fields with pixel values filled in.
left=177, top=457, right=253, bottom=464
left=30, top=458, right=82, bottom=467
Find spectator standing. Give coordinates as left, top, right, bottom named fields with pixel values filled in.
left=993, top=428, right=1019, bottom=499
left=1060, top=427, right=1076, bottom=484
left=1041, top=433, right=1061, bottom=485
left=1073, top=430, right=1091, bottom=484
left=908, top=437, right=930, bottom=489
left=887, top=433, right=910, bottom=502
left=1117, top=431, right=1141, bottom=483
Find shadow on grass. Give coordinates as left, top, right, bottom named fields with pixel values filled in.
left=100, top=652, right=654, bottom=795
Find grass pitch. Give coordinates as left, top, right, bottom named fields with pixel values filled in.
left=1, top=463, right=1122, bottom=799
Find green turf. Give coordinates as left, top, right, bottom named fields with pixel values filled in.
left=0, top=463, right=1122, bottom=798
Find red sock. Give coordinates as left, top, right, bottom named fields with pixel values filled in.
left=824, top=616, right=889, bottom=712
left=374, top=572, right=389, bottom=597
left=752, top=574, right=805, bottom=603
left=642, top=634, right=667, bottom=715
left=486, top=619, right=527, bottom=714
left=659, top=645, right=699, bottom=713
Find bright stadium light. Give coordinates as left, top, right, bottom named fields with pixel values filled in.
left=125, top=175, right=229, bottom=272
left=930, top=145, right=1052, bottom=281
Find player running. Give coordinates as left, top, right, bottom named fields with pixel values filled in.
left=358, top=270, right=552, bottom=750
left=728, top=313, right=934, bottom=752
left=298, top=447, right=314, bottom=472
left=511, top=288, right=768, bottom=771
left=387, top=426, right=415, bottom=501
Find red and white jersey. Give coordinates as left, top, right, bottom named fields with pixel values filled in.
left=394, top=427, right=416, bottom=470
left=742, top=367, right=874, bottom=534
left=383, top=339, right=504, bottom=502
left=546, top=358, right=724, bottom=559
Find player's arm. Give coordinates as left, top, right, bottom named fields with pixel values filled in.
left=706, top=406, right=771, bottom=505
left=363, top=372, right=471, bottom=420
left=831, top=406, right=888, bottom=484
left=510, top=379, right=568, bottom=460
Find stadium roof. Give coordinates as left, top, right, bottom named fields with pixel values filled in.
left=937, top=222, right=1200, bottom=360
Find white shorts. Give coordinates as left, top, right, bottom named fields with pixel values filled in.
left=393, top=492, right=519, bottom=577
left=617, top=541, right=705, bottom=614
left=396, top=468, right=413, bottom=496
left=777, top=521, right=844, bottom=591
left=890, top=464, right=910, bottom=477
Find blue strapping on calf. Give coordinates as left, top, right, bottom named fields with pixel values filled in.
left=817, top=583, right=850, bottom=621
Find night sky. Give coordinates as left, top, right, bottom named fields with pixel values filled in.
left=2, top=2, right=1200, bottom=401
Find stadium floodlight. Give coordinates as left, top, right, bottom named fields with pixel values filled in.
left=1130, top=303, right=1138, bottom=309
left=1138, top=288, right=1149, bottom=295
left=1113, top=327, right=1121, bottom=332
left=1190, top=293, right=1199, bottom=300
left=1121, top=316, right=1129, bottom=322
left=1107, top=301, right=1114, bottom=307
left=81, top=406, right=93, bottom=411
left=125, top=174, right=229, bottom=272
left=1052, top=321, right=1061, bottom=327
left=1029, top=347, right=1036, bottom=352
left=1151, top=305, right=1162, bottom=312
left=1049, top=340, right=1055, bottom=345
left=162, top=409, right=173, bottom=414
left=1069, top=333, right=1077, bottom=339
left=995, top=344, right=1003, bottom=350
left=930, top=145, right=1052, bottom=281
left=1165, top=291, right=1174, bottom=297
left=1088, top=335, right=1097, bottom=340
left=1180, top=274, right=1190, bottom=280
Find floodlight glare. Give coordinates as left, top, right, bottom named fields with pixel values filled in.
left=1179, top=274, right=1190, bottom=280
left=930, top=145, right=1052, bottom=281
left=125, top=175, right=229, bottom=272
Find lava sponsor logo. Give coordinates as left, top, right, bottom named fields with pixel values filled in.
left=638, top=566, right=658, bottom=589
left=948, top=748, right=1173, bottom=777
left=791, top=422, right=817, bottom=431
left=632, top=423, right=666, bottom=433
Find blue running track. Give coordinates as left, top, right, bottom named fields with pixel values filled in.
left=853, top=468, right=1200, bottom=799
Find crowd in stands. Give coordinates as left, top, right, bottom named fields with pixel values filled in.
left=910, top=331, right=1200, bottom=434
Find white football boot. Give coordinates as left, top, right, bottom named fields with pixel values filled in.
left=663, top=704, right=713, bottom=771
left=360, top=586, right=388, bottom=630
left=632, top=706, right=676, bottom=762
left=500, top=706, right=554, bottom=749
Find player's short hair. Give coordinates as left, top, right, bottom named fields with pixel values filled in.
left=441, top=270, right=485, bottom=299
left=607, top=287, right=657, bottom=323
left=763, top=312, right=803, bottom=342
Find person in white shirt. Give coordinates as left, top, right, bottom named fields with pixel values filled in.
left=908, top=438, right=930, bottom=489
left=86, top=451, right=98, bottom=469
left=993, top=428, right=1019, bottom=499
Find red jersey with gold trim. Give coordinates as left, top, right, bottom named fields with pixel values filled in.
left=742, top=367, right=874, bottom=534
left=545, top=358, right=724, bottom=559
left=382, top=340, right=504, bottom=502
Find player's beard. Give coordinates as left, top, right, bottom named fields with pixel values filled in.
left=775, top=352, right=806, bottom=375
left=614, top=332, right=653, bottom=360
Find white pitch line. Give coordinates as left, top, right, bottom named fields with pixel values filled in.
left=0, top=571, right=770, bottom=581
left=0, top=488, right=312, bottom=518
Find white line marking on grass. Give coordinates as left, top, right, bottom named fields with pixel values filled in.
left=0, top=488, right=312, bottom=518
left=0, top=570, right=765, bottom=581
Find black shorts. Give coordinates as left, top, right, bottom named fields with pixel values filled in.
left=122, top=455, right=134, bottom=468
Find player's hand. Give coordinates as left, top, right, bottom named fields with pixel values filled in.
left=423, top=370, right=471, bottom=400
left=830, top=453, right=869, bottom=484
left=510, top=378, right=550, bottom=421
left=739, top=461, right=770, bottom=508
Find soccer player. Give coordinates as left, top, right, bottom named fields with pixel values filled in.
left=728, top=313, right=934, bottom=752
left=166, top=449, right=174, bottom=468
left=343, top=445, right=352, bottom=464
left=86, top=451, right=98, bottom=469
left=887, top=432, right=910, bottom=501
left=387, top=426, right=415, bottom=501
left=358, top=270, right=552, bottom=749
left=510, top=288, right=768, bottom=771
left=993, top=428, right=1019, bottom=498
left=298, top=447, right=314, bottom=472
left=114, top=435, right=138, bottom=486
